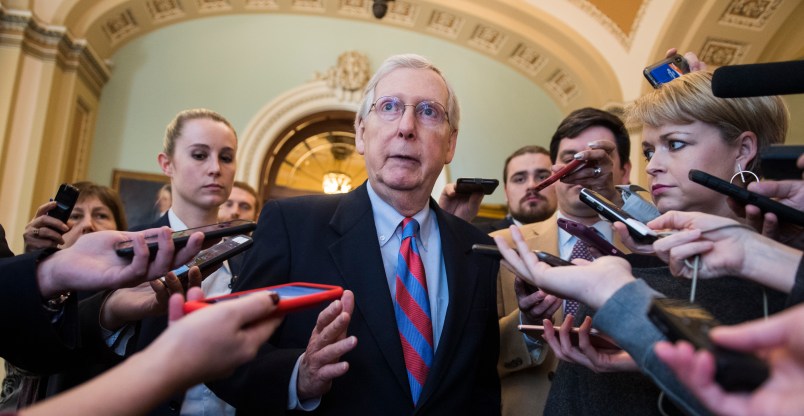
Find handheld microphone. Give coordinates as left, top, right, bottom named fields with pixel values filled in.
left=712, top=60, right=804, bottom=98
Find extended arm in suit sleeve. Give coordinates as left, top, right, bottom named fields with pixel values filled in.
left=497, top=267, right=547, bottom=378
left=593, top=280, right=711, bottom=416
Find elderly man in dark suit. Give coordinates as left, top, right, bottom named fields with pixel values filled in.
left=210, top=54, right=501, bottom=415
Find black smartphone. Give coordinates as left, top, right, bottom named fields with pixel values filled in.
left=643, top=54, right=690, bottom=88
left=115, top=219, right=257, bottom=257
left=471, top=243, right=573, bottom=267
left=167, top=235, right=253, bottom=288
left=648, top=298, right=769, bottom=392
left=518, top=324, right=620, bottom=350
left=689, top=169, right=804, bottom=226
left=760, top=145, right=804, bottom=180
left=48, top=183, right=80, bottom=223
left=455, top=178, right=499, bottom=195
left=534, top=159, right=586, bottom=192
left=557, top=218, right=626, bottom=258
left=578, top=188, right=659, bottom=244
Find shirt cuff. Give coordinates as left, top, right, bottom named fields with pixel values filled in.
left=287, top=353, right=322, bottom=411
left=102, top=324, right=135, bottom=356
left=519, top=312, right=545, bottom=362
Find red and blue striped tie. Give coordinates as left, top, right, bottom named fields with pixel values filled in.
left=394, top=217, right=433, bottom=405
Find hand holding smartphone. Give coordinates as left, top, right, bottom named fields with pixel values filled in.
left=455, top=178, right=499, bottom=195
left=688, top=169, right=804, bottom=226
left=518, top=324, right=620, bottom=350
left=183, top=282, right=344, bottom=315
left=648, top=298, right=768, bottom=392
left=115, top=219, right=257, bottom=257
left=579, top=188, right=659, bottom=244
left=643, top=54, right=690, bottom=88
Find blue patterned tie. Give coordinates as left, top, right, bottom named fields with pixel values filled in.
left=393, top=217, right=433, bottom=405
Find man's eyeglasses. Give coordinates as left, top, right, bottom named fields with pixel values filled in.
left=369, top=96, right=450, bottom=128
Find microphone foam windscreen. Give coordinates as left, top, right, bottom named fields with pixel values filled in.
left=712, top=60, right=804, bottom=98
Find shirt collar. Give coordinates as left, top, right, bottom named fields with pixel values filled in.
left=366, top=181, right=433, bottom=251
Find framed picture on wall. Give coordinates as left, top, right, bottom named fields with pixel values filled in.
left=112, top=169, right=170, bottom=229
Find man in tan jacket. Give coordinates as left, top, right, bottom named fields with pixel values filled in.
left=493, top=108, right=633, bottom=416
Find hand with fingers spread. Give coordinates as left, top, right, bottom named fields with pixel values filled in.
left=36, top=227, right=203, bottom=299
left=297, top=290, right=358, bottom=400
left=563, top=140, right=623, bottom=206
left=542, top=315, right=637, bottom=373
left=23, top=201, right=69, bottom=252
left=649, top=210, right=801, bottom=293
left=438, top=182, right=484, bottom=223
left=101, top=263, right=204, bottom=330
left=494, top=225, right=635, bottom=309
left=655, top=303, right=804, bottom=416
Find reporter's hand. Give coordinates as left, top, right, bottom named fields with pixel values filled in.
left=36, top=227, right=203, bottom=298
left=494, top=225, right=635, bottom=309
left=649, top=211, right=801, bottom=292
left=297, top=290, right=357, bottom=400
left=664, top=48, right=707, bottom=72
left=146, top=288, right=283, bottom=386
left=612, top=222, right=655, bottom=255
left=515, top=278, right=561, bottom=325
left=543, top=315, right=637, bottom=373
left=101, top=265, right=204, bottom=330
left=438, top=182, right=483, bottom=222
left=731, top=179, right=804, bottom=245
left=562, top=140, right=623, bottom=206
left=655, top=303, right=804, bottom=416
left=23, top=201, right=68, bottom=252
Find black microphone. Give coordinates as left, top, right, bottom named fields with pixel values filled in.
left=712, top=60, right=804, bottom=98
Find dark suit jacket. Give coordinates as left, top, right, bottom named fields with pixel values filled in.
left=128, top=214, right=246, bottom=415
left=0, top=225, right=13, bottom=258
left=209, top=183, right=501, bottom=415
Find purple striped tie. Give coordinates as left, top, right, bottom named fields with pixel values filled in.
left=565, top=239, right=595, bottom=316
left=394, top=217, right=433, bottom=404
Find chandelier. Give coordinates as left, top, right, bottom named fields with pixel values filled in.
left=322, top=171, right=352, bottom=194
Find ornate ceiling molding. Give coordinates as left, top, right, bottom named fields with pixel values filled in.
left=47, top=0, right=623, bottom=111
left=567, top=0, right=650, bottom=49
left=0, top=7, right=111, bottom=94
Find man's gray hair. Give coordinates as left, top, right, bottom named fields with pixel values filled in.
left=356, top=53, right=460, bottom=130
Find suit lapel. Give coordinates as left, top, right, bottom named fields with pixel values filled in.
left=327, top=185, right=410, bottom=397
left=416, top=202, right=479, bottom=407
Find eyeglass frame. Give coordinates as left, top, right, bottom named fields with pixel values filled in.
left=368, top=95, right=453, bottom=129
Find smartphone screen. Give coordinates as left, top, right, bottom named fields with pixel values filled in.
left=644, top=54, right=690, bottom=88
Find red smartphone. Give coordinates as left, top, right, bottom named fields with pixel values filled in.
left=557, top=218, right=625, bottom=258
left=518, top=324, right=620, bottom=350
left=534, top=159, right=586, bottom=192
left=183, top=282, right=344, bottom=315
